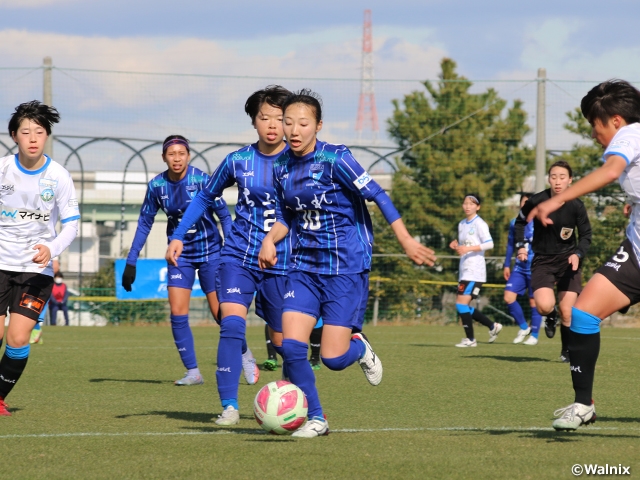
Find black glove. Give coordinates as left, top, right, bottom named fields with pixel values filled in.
left=122, top=264, right=136, bottom=292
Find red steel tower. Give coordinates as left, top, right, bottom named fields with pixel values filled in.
left=355, top=9, right=379, bottom=142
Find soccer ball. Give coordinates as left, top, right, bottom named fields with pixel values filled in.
left=254, top=380, right=308, bottom=435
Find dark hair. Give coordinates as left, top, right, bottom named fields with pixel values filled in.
left=581, top=79, right=640, bottom=125
left=162, top=135, right=189, bottom=154
left=244, top=85, right=291, bottom=124
left=548, top=160, right=572, bottom=177
left=8, top=100, right=60, bottom=136
left=54, top=272, right=64, bottom=278
left=282, top=89, right=323, bottom=123
left=464, top=193, right=481, bottom=205
left=519, top=192, right=534, bottom=203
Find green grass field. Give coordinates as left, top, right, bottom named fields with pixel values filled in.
left=1, top=325, right=639, bottom=479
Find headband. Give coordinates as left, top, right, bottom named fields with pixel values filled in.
left=464, top=195, right=480, bottom=205
left=162, top=138, right=190, bottom=153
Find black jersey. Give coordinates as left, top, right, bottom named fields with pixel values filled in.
left=515, top=189, right=591, bottom=259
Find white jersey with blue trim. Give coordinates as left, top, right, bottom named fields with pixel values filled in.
left=457, top=215, right=492, bottom=282
left=0, top=154, right=80, bottom=276
left=602, top=123, right=640, bottom=267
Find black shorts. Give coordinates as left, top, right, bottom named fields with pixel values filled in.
left=0, top=270, right=53, bottom=321
left=596, top=239, right=640, bottom=307
left=457, top=281, right=483, bottom=299
left=531, top=252, right=582, bottom=294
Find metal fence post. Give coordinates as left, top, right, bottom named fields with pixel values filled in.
left=43, top=57, right=53, bottom=158
left=372, top=278, right=380, bottom=326
left=535, top=68, right=546, bottom=193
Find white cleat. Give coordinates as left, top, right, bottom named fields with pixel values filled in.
left=488, top=323, right=503, bottom=343
left=352, top=333, right=383, bottom=386
left=552, top=402, right=596, bottom=431
left=291, top=416, right=329, bottom=438
left=523, top=336, right=538, bottom=346
left=215, top=405, right=240, bottom=426
left=455, top=338, right=477, bottom=348
left=174, top=373, right=204, bottom=386
left=513, top=327, right=531, bottom=344
left=241, top=348, right=260, bottom=385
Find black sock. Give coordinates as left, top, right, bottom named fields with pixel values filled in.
left=0, top=337, right=3, bottom=350
left=460, top=312, right=474, bottom=340
left=265, top=324, right=277, bottom=361
left=0, top=353, right=29, bottom=399
left=309, top=326, right=322, bottom=361
left=560, top=325, right=571, bottom=352
left=471, top=309, right=494, bottom=329
left=569, top=330, right=600, bottom=405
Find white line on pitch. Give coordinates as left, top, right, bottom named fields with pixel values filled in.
left=0, top=425, right=638, bottom=440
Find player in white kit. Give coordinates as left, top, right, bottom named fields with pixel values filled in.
left=0, top=101, right=79, bottom=416
left=450, top=194, right=502, bottom=347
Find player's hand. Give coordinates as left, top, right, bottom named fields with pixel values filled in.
left=258, top=239, right=278, bottom=269
left=568, top=254, right=580, bottom=271
left=402, top=238, right=436, bottom=266
left=121, top=264, right=136, bottom=292
left=449, top=239, right=458, bottom=250
left=503, top=267, right=511, bottom=281
left=530, top=198, right=564, bottom=226
left=32, top=244, right=51, bottom=267
left=624, top=204, right=632, bottom=218
left=455, top=245, right=471, bottom=256
left=516, top=248, right=528, bottom=262
left=166, top=239, right=184, bottom=267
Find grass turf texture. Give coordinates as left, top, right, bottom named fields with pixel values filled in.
left=1, top=325, right=639, bottom=479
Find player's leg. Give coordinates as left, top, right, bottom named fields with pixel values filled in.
left=506, top=271, right=530, bottom=343
left=263, top=323, right=279, bottom=370
left=168, top=286, right=203, bottom=385
left=309, top=317, right=323, bottom=370
left=257, top=274, right=286, bottom=377
left=30, top=303, right=47, bottom=344
left=557, top=290, right=578, bottom=362
left=523, top=294, right=542, bottom=345
left=49, top=302, right=58, bottom=326
left=465, top=283, right=501, bottom=342
left=455, top=281, right=476, bottom=346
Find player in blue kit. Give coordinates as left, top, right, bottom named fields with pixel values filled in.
left=258, top=90, right=436, bottom=437
left=504, top=193, right=542, bottom=345
left=166, top=86, right=293, bottom=425
left=122, top=135, right=233, bottom=386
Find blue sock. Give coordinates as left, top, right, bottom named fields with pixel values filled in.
left=170, top=314, right=197, bottom=369
left=530, top=307, right=542, bottom=338
left=222, top=398, right=239, bottom=410
left=507, top=301, right=528, bottom=330
left=216, top=315, right=245, bottom=406
left=241, top=337, right=247, bottom=355
left=33, top=322, right=42, bottom=332
left=322, top=338, right=363, bottom=370
left=282, top=339, right=322, bottom=419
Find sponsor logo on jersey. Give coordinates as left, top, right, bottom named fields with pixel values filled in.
left=160, top=195, right=169, bottom=200
left=0, top=207, right=50, bottom=223
left=604, top=262, right=621, bottom=271
left=152, top=179, right=166, bottom=187
left=314, top=152, right=336, bottom=164
left=0, top=184, right=14, bottom=193
left=610, top=139, right=630, bottom=148
left=187, top=174, right=204, bottom=183
left=560, top=227, right=574, bottom=240
left=39, top=178, right=58, bottom=189
left=232, top=152, right=251, bottom=161
left=309, top=163, right=324, bottom=183
left=170, top=274, right=182, bottom=280
left=186, top=184, right=197, bottom=200
left=40, top=188, right=54, bottom=202
left=19, top=293, right=46, bottom=313
left=353, top=171, right=372, bottom=189
left=226, top=287, right=241, bottom=294
left=242, top=171, right=255, bottom=177
left=281, top=173, right=289, bottom=179
left=68, top=199, right=78, bottom=207
left=284, top=290, right=295, bottom=299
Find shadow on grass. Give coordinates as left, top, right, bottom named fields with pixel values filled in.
left=90, top=378, right=168, bottom=384
left=185, top=426, right=270, bottom=436
left=115, top=411, right=216, bottom=423
left=464, top=355, right=552, bottom=363
left=482, top=429, right=640, bottom=442
left=595, top=417, right=640, bottom=424
left=409, top=344, right=452, bottom=348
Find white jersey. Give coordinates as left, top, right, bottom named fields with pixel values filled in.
left=0, top=154, right=80, bottom=276
left=457, top=215, right=492, bottom=282
left=603, top=123, right=640, bottom=267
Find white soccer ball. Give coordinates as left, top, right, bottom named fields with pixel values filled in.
left=254, top=380, right=308, bottom=435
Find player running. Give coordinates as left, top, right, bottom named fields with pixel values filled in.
left=515, top=161, right=591, bottom=362
left=258, top=89, right=436, bottom=437
left=504, top=193, right=542, bottom=345
left=450, top=194, right=502, bottom=347
left=122, top=135, right=232, bottom=386
left=533, top=80, right=640, bottom=430
left=166, top=85, right=292, bottom=426
left=0, top=101, right=80, bottom=416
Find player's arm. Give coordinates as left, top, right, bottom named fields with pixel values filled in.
left=503, top=221, right=515, bottom=280
left=575, top=202, right=592, bottom=261
left=515, top=197, right=534, bottom=262
left=212, top=196, right=232, bottom=239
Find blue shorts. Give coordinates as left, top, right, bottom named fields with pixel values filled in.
left=283, top=270, right=369, bottom=332
left=217, top=261, right=286, bottom=332
left=504, top=269, right=533, bottom=298
left=167, top=258, right=219, bottom=294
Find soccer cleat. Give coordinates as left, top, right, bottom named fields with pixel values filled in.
left=513, top=327, right=531, bottom=344
left=559, top=350, right=570, bottom=363
left=352, top=332, right=383, bottom=386
left=309, top=359, right=321, bottom=371
left=523, top=336, right=538, bottom=346
left=262, top=359, right=278, bottom=371
left=552, top=402, right=596, bottom=431
left=174, top=373, right=204, bottom=386
left=488, top=323, right=503, bottom=343
left=0, top=399, right=10, bottom=417
left=30, top=327, right=43, bottom=344
left=241, top=348, right=260, bottom=385
left=215, top=405, right=240, bottom=426
left=544, top=309, right=558, bottom=338
left=291, top=416, right=329, bottom=438
left=455, top=338, right=477, bottom=348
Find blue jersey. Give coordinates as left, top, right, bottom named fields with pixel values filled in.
left=173, top=144, right=289, bottom=274
left=127, top=166, right=231, bottom=265
left=504, top=218, right=534, bottom=273
left=273, top=140, right=396, bottom=275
